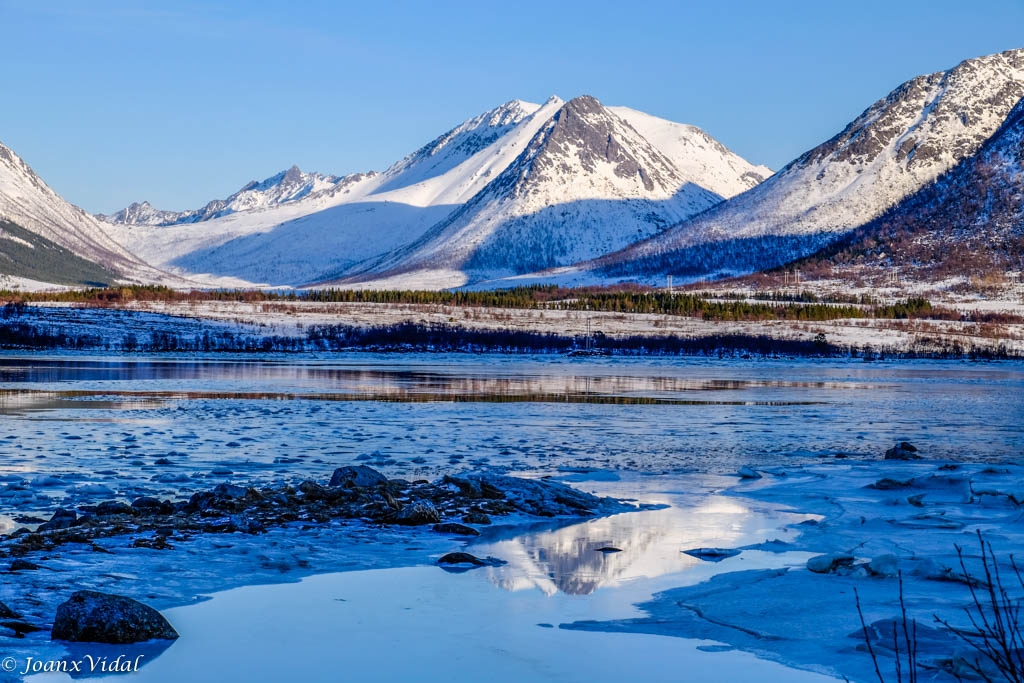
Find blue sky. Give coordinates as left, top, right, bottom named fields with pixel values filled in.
left=3, top=0, right=1023, bottom=214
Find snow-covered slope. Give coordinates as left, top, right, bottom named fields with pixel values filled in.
left=592, top=48, right=1024, bottom=281
left=608, top=107, right=772, bottom=198
left=106, top=96, right=768, bottom=287
left=0, top=141, right=165, bottom=281
left=334, top=95, right=766, bottom=288
left=373, top=99, right=541, bottom=196
left=798, top=94, right=1024, bottom=284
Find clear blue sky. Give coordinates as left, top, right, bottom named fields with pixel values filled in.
left=3, top=0, right=1023, bottom=214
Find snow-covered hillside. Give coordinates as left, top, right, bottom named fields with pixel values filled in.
left=104, top=96, right=768, bottom=287
left=607, top=107, right=772, bottom=198
left=592, top=48, right=1024, bottom=281
left=796, top=94, right=1024, bottom=285
left=0, top=141, right=164, bottom=281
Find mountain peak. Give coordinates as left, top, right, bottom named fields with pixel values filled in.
left=561, top=94, right=603, bottom=113
left=101, top=166, right=351, bottom=227
left=281, top=164, right=303, bottom=185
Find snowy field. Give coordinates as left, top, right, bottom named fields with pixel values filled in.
left=0, top=353, right=1022, bottom=681
left=19, top=300, right=1024, bottom=357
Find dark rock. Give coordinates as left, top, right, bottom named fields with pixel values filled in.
left=444, top=474, right=630, bottom=517
left=462, top=512, right=492, bottom=525
left=442, top=475, right=505, bottom=500
left=51, top=590, right=179, bottom=644
left=95, top=500, right=133, bottom=516
left=0, top=601, right=20, bottom=619
left=329, top=465, right=388, bottom=489
left=437, top=552, right=506, bottom=568
left=212, top=483, right=248, bottom=499
left=132, top=536, right=173, bottom=550
left=432, top=522, right=480, bottom=536
left=38, top=508, right=78, bottom=532
left=392, top=501, right=440, bottom=526
left=10, top=559, right=41, bottom=571
left=228, top=515, right=264, bottom=534
left=885, top=442, right=922, bottom=460
left=12, top=515, right=45, bottom=524
left=186, top=491, right=216, bottom=511
left=438, top=552, right=485, bottom=566
left=683, top=547, right=741, bottom=562
left=869, top=478, right=914, bottom=490
left=131, top=497, right=174, bottom=515
left=1, top=620, right=42, bottom=637
left=298, top=480, right=330, bottom=500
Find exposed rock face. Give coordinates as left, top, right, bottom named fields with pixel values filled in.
left=390, top=501, right=440, bottom=526
left=329, top=465, right=389, bottom=488
left=37, top=508, right=77, bottom=532
left=51, top=591, right=178, bottom=644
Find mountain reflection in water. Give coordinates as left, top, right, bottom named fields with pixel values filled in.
left=467, top=496, right=817, bottom=596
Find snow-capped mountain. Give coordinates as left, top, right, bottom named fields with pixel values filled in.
left=799, top=94, right=1024, bottom=284
left=0, top=140, right=166, bottom=284
left=590, top=48, right=1024, bottom=281
left=99, top=166, right=360, bottom=227
left=104, top=96, right=767, bottom=287
left=102, top=99, right=566, bottom=286
left=337, top=95, right=764, bottom=288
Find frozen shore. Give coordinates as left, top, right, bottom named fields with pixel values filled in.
left=4, top=455, right=1024, bottom=681
left=565, top=457, right=1024, bottom=681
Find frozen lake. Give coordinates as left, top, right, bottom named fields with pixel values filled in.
left=2, top=353, right=1023, bottom=682
left=1, top=354, right=1022, bottom=518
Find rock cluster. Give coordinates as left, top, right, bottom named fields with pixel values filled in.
left=1, top=468, right=632, bottom=557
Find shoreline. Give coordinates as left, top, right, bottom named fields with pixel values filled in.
left=3, top=458, right=1024, bottom=681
